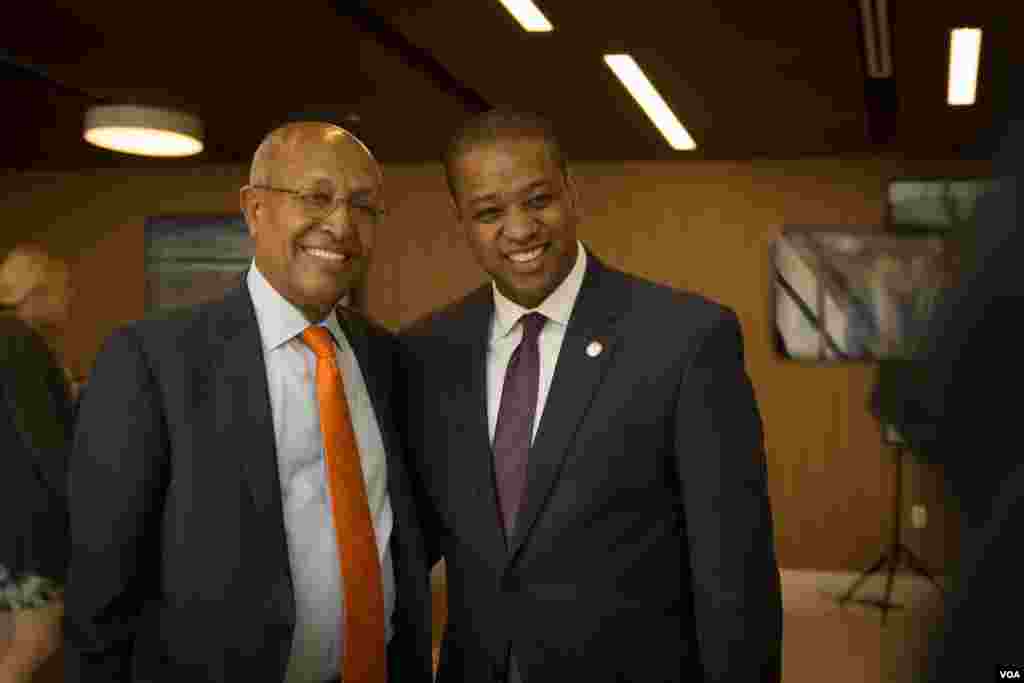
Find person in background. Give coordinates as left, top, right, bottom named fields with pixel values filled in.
left=0, top=243, right=76, bottom=682
left=871, top=70, right=1023, bottom=678
left=917, top=120, right=1022, bottom=681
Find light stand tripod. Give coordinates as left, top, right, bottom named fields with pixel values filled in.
left=838, top=425, right=945, bottom=623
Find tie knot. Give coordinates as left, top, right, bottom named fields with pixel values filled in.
left=301, top=326, right=335, bottom=358
left=519, top=312, right=546, bottom=342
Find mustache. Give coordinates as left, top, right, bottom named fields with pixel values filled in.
left=297, top=227, right=362, bottom=255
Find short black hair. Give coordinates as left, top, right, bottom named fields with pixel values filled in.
left=442, top=109, right=568, bottom=199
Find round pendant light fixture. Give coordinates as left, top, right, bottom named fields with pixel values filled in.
left=84, top=104, right=204, bottom=157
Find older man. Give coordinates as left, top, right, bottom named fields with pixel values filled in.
left=402, top=110, right=782, bottom=682
left=65, top=122, right=432, bottom=683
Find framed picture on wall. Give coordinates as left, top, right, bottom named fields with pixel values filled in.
left=144, top=214, right=368, bottom=313
left=771, top=228, right=956, bottom=362
left=145, top=215, right=254, bottom=313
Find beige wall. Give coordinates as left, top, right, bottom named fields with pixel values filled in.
left=1, top=156, right=985, bottom=571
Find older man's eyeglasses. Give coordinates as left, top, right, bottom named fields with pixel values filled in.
left=252, top=185, right=387, bottom=223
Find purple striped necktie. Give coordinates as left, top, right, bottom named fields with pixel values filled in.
left=493, top=311, right=546, bottom=536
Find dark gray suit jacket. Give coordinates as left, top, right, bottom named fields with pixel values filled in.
left=0, top=315, right=73, bottom=584
left=401, top=249, right=782, bottom=683
left=65, top=282, right=432, bottom=682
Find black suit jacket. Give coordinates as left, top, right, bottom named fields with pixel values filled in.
left=0, top=315, right=74, bottom=583
left=65, top=282, right=432, bottom=682
left=401, top=249, right=782, bottom=683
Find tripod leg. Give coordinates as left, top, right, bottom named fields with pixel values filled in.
left=881, top=548, right=899, bottom=625
left=901, top=546, right=945, bottom=594
left=839, top=555, right=888, bottom=604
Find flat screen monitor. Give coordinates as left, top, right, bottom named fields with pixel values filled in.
left=887, top=176, right=999, bottom=236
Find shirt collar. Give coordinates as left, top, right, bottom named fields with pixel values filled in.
left=246, top=260, right=348, bottom=351
left=491, top=240, right=587, bottom=341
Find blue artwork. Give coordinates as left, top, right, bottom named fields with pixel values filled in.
left=144, top=215, right=253, bottom=313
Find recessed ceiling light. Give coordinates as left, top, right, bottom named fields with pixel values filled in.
left=496, top=0, right=553, bottom=32
left=603, top=54, right=696, bottom=151
left=84, top=105, right=204, bottom=157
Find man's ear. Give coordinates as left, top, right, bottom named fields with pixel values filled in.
left=564, top=168, right=583, bottom=219
left=448, top=194, right=463, bottom=223
left=239, top=186, right=260, bottom=237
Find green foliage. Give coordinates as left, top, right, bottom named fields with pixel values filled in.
left=0, top=573, right=62, bottom=610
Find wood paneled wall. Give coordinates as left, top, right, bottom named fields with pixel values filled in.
left=1, top=155, right=986, bottom=571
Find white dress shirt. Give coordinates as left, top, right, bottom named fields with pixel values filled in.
left=247, top=263, right=395, bottom=683
left=487, top=241, right=588, bottom=444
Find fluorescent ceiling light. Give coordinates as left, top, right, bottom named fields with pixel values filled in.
left=859, top=0, right=893, bottom=78
left=603, top=54, right=696, bottom=151
left=84, top=105, right=204, bottom=157
left=497, top=0, right=553, bottom=32
left=947, top=27, right=982, bottom=106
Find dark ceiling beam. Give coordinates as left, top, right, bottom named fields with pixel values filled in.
left=0, top=50, right=111, bottom=105
left=849, top=0, right=899, bottom=146
left=864, top=77, right=899, bottom=147
left=333, top=1, right=491, bottom=115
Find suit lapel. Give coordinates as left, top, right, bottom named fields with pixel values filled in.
left=453, top=286, right=509, bottom=560
left=507, top=252, right=629, bottom=560
left=209, top=283, right=294, bottom=619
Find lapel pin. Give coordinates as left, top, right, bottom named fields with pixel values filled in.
left=586, top=340, right=603, bottom=357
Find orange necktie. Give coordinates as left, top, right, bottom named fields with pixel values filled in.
left=301, top=326, right=386, bottom=683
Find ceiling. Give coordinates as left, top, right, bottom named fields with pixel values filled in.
left=1, top=1, right=1015, bottom=172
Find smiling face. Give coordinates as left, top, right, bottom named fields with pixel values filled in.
left=451, top=136, right=580, bottom=309
left=240, top=124, right=382, bottom=322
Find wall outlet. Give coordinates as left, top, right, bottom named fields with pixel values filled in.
left=911, top=504, right=928, bottom=529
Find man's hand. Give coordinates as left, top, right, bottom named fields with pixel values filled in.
left=0, top=601, right=64, bottom=683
